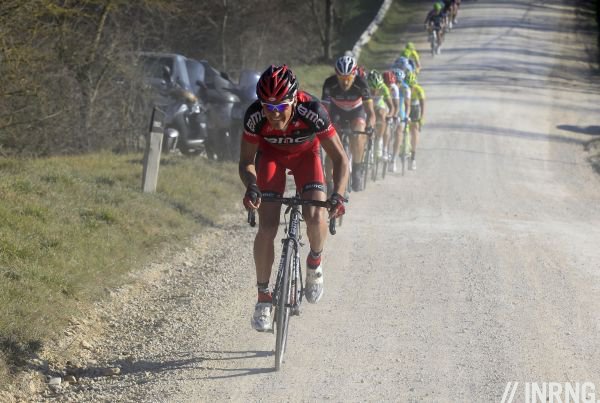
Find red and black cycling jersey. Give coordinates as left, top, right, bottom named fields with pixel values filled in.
left=321, top=75, right=371, bottom=112
left=243, top=91, right=336, bottom=155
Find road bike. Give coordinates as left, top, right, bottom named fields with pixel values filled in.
left=399, top=119, right=412, bottom=176
left=248, top=196, right=336, bottom=370
left=381, top=117, right=397, bottom=179
left=358, top=127, right=374, bottom=189
left=428, top=26, right=442, bottom=55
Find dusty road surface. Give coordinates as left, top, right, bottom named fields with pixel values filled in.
left=32, top=0, right=600, bottom=402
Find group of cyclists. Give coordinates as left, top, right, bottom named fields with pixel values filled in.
left=425, top=0, right=461, bottom=54
left=321, top=49, right=426, bottom=192
left=239, top=45, right=427, bottom=330
left=238, top=1, right=454, bottom=331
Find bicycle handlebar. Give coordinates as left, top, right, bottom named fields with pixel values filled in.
left=246, top=196, right=337, bottom=235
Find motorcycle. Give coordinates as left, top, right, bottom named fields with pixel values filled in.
left=160, top=66, right=209, bottom=156
left=226, top=69, right=261, bottom=161
left=200, top=70, right=241, bottom=161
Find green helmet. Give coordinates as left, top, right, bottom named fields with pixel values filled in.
left=406, top=42, right=416, bottom=51
left=434, top=2, right=443, bottom=12
left=367, top=69, right=383, bottom=88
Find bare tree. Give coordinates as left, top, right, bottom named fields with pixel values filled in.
left=0, top=0, right=368, bottom=156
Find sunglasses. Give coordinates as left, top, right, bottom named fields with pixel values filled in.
left=261, top=100, right=294, bottom=113
left=336, top=74, right=355, bottom=81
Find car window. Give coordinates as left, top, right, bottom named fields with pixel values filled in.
left=140, top=56, right=173, bottom=79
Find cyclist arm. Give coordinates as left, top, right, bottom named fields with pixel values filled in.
left=384, top=94, right=394, bottom=118
left=364, top=99, right=376, bottom=129
left=412, top=51, right=421, bottom=70
left=419, top=98, right=426, bottom=121
left=391, top=97, right=400, bottom=119
left=320, top=133, right=348, bottom=197
left=238, top=139, right=259, bottom=190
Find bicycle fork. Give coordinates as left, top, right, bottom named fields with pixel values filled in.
left=290, top=239, right=303, bottom=316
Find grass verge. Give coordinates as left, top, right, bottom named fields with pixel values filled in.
left=0, top=153, right=242, bottom=386
left=358, top=0, right=424, bottom=70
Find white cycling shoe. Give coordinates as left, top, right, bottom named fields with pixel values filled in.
left=305, top=266, right=324, bottom=304
left=251, top=302, right=273, bottom=332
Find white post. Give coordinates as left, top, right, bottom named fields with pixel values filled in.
left=142, top=108, right=164, bottom=193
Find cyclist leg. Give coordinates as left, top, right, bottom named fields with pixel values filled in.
left=347, top=108, right=367, bottom=191
left=286, top=147, right=328, bottom=252
left=374, top=102, right=387, bottom=158
left=252, top=153, right=285, bottom=330
left=291, top=148, right=328, bottom=303
left=408, top=104, right=421, bottom=169
left=254, top=154, right=286, bottom=285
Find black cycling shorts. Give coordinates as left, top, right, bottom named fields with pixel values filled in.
left=328, top=104, right=367, bottom=134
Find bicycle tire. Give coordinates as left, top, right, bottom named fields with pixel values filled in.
left=363, top=143, right=371, bottom=190
left=372, top=155, right=378, bottom=182
left=381, top=161, right=388, bottom=179
left=401, top=125, right=410, bottom=176
left=275, top=240, right=293, bottom=371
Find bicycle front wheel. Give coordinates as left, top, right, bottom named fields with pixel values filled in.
left=275, top=240, right=294, bottom=370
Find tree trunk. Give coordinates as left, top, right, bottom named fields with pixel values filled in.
left=221, top=0, right=228, bottom=70
left=324, top=0, right=333, bottom=61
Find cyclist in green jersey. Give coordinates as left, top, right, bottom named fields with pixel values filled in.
left=406, top=71, right=425, bottom=171
left=366, top=70, right=394, bottom=162
left=401, top=42, right=421, bottom=73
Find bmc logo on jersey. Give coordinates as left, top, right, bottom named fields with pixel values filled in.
left=297, top=104, right=325, bottom=129
left=246, top=110, right=265, bottom=132
left=264, top=135, right=311, bottom=144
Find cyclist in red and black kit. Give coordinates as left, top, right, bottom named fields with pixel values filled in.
left=239, top=65, right=349, bottom=332
left=322, top=55, right=376, bottom=192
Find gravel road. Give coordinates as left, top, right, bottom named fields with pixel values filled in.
left=28, top=0, right=600, bottom=402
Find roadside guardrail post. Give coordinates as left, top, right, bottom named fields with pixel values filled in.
left=142, top=107, right=165, bottom=193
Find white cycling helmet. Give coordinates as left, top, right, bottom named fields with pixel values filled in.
left=392, top=68, right=406, bottom=82
left=335, top=55, right=357, bottom=76
left=393, top=56, right=410, bottom=70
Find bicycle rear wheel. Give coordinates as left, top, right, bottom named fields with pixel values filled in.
left=401, top=126, right=410, bottom=176
left=363, top=141, right=371, bottom=190
left=275, top=240, right=293, bottom=370
left=372, top=155, right=378, bottom=182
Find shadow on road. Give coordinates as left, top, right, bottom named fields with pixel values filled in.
left=556, top=125, right=600, bottom=136
left=428, top=122, right=586, bottom=146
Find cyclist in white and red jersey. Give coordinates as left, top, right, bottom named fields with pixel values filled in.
left=322, top=55, right=376, bottom=192
left=239, top=65, right=349, bottom=332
